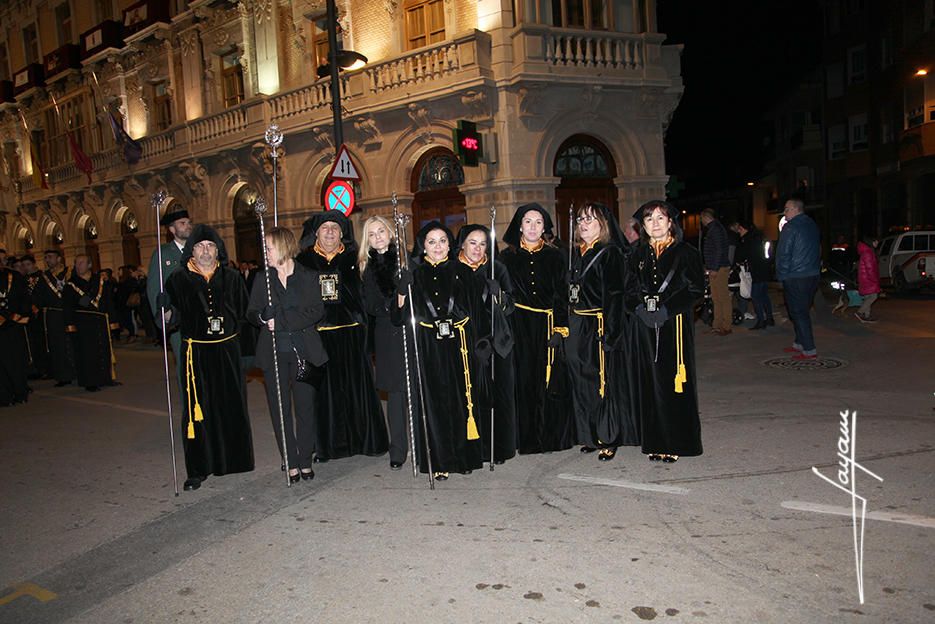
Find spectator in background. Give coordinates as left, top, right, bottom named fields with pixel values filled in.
left=734, top=222, right=774, bottom=330
left=855, top=236, right=881, bottom=323
left=775, top=198, right=821, bottom=359
left=700, top=208, right=732, bottom=335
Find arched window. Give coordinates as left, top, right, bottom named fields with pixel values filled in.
left=554, top=142, right=611, bottom=178
left=416, top=152, right=464, bottom=191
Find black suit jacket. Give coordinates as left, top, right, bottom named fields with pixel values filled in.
left=247, top=263, right=328, bottom=369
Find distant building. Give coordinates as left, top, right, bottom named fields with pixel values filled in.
left=0, top=0, right=683, bottom=270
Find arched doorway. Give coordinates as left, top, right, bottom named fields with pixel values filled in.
left=233, top=186, right=261, bottom=266
left=410, top=147, right=467, bottom=234
left=553, top=134, right=617, bottom=241
left=121, top=210, right=141, bottom=267
left=83, top=220, right=101, bottom=271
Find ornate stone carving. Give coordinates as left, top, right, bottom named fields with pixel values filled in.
left=179, top=161, right=208, bottom=197
left=383, top=0, right=400, bottom=16
left=352, top=114, right=381, bottom=147
left=255, top=0, right=274, bottom=24
left=461, top=90, right=488, bottom=118
left=517, top=85, right=544, bottom=120
left=407, top=103, right=432, bottom=144
left=310, top=126, right=335, bottom=159
left=581, top=85, right=603, bottom=113
left=180, top=31, right=199, bottom=56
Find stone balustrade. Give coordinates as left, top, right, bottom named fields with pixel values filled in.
left=544, top=30, right=643, bottom=69
left=365, top=41, right=461, bottom=93
left=189, top=105, right=248, bottom=145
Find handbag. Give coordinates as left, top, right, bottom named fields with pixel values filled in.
left=738, top=266, right=752, bottom=299
left=293, top=345, right=325, bottom=388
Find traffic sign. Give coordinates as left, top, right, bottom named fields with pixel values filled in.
left=327, top=144, right=361, bottom=181
left=325, top=180, right=356, bottom=215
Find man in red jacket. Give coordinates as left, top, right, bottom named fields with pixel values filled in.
left=855, top=237, right=881, bottom=323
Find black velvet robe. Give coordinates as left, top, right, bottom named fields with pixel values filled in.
left=33, top=268, right=75, bottom=384
left=391, top=257, right=484, bottom=474
left=567, top=241, right=638, bottom=448
left=0, top=269, right=32, bottom=406
left=625, top=241, right=705, bottom=456
left=500, top=243, right=575, bottom=454
left=361, top=246, right=410, bottom=392
left=459, top=257, right=517, bottom=463
left=296, top=246, right=388, bottom=460
left=24, top=271, right=46, bottom=378
left=63, top=272, right=118, bottom=387
left=165, top=265, right=255, bottom=479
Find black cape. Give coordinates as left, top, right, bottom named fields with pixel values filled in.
left=166, top=226, right=254, bottom=479
left=0, top=269, right=32, bottom=405
left=296, top=232, right=388, bottom=461
left=499, top=236, right=575, bottom=454
left=63, top=272, right=118, bottom=388
left=24, top=271, right=46, bottom=378
left=33, top=268, right=75, bottom=384
left=625, top=241, right=705, bottom=456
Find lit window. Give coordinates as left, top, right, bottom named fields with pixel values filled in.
left=404, top=0, right=445, bottom=50
left=221, top=53, right=244, bottom=108
left=56, top=2, right=73, bottom=46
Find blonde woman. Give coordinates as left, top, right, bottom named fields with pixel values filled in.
left=360, top=215, right=412, bottom=470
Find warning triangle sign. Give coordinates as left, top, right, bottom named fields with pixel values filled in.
left=327, top=144, right=361, bottom=181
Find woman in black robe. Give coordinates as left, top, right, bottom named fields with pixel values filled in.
left=63, top=256, right=119, bottom=392
left=360, top=214, right=415, bottom=471
left=499, top=203, right=575, bottom=454
left=625, top=200, right=705, bottom=462
left=164, top=225, right=254, bottom=490
left=392, top=221, right=483, bottom=480
left=456, top=224, right=516, bottom=465
left=567, top=203, right=638, bottom=461
left=296, top=210, right=388, bottom=462
left=0, top=267, right=31, bottom=406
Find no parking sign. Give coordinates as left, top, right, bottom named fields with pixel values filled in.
left=324, top=180, right=355, bottom=216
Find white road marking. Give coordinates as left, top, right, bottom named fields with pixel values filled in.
left=557, top=473, right=690, bottom=495
left=781, top=501, right=935, bottom=529
left=31, top=391, right=168, bottom=417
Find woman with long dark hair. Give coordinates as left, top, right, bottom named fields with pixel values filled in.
left=566, top=203, right=637, bottom=461
left=392, top=221, right=483, bottom=480
left=626, top=200, right=705, bottom=463
left=499, top=203, right=575, bottom=454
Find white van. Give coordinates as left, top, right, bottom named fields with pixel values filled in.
left=877, top=230, right=935, bottom=291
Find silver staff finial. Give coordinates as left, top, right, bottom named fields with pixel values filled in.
left=265, top=124, right=283, bottom=156
left=254, top=196, right=268, bottom=216
left=151, top=189, right=167, bottom=211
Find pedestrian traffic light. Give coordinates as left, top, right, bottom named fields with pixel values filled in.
left=453, top=120, right=482, bottom=167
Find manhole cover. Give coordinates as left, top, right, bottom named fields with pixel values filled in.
left=762, top=356, right=848, bottom=370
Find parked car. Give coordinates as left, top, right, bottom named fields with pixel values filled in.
left=877, top=230, right=935, bottom=292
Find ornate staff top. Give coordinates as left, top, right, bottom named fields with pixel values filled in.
left=391, top=191, right=411, bottom=226
left=264, top=124, right=283, bottom=157
left=151, top=189, right=167, bottom=211
left=254, top=196, right=268, bottom=216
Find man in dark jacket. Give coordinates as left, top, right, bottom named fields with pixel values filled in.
left=776, top=198, right=821, bottom=358
left=701, top=209, right=731, bottom=335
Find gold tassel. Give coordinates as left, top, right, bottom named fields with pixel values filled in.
left=674, top=314, right=685, bottom=394
left=466, top=415, right=480, bottom=440
left=194, top=403, right=204, bottom=422
left=187, top=421, right=195, bottom=439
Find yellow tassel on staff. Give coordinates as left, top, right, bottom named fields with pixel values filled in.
left=455, top=319, right=478, bottom=441
left=466, top=415, right=480, bottom=440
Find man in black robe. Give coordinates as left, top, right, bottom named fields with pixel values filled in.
left=21, top=255, right=46, bottom=379
left=0, top=265, right=32, bottom=406
left=296, top=210, right=387, bottom=462
left=164, top=225, right=253, bottom=491
left=33, top=249, right=75, bottom=386
left=63, top=255, right=119, bottom=392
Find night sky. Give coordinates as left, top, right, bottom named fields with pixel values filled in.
left=658, top=0, right=824, bottom=196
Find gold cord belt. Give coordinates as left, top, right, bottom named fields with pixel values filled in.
left=418, top=317, right=479, bottom=440
left=674, top=313, right=686, bottom=393
left=184, top=333, right=239, bottom=439
left=573, top=307, right=605, bottom=398
left=317, top=322, right=361, bottom=332
left=514, top=303, right=567, bottom=387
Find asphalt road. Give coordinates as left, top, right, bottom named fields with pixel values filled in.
left=1, top=291, right=933, bottom=624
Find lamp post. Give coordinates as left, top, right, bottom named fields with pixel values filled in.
left=321, top=0, right=368, bottom=149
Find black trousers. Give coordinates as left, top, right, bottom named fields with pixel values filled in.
left=387, top=390, right=408, bottom=464
left=263, top=354, right=317, bottom=470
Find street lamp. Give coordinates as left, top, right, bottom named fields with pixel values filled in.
left=317, top=0, right=368, bottom=150
left=915, top=68, right=928, bottom=76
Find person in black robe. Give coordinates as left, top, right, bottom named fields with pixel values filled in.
left=164, top=224, right=254, bottom=490
left=456, top=224, right=516, bottom=465
left=0, top=266, right=32, bottom=406
left=248, top=226, right=327, bottom=483
left=499, top=203, right=575, bottom=454
left=63, top=255, right=120, bottom=392
left=33, top=250, right=75, bottom=386
left=626, top=200, right=705, bottom=462
left=360, top=215, right=417, bottom=471
left=392, top=221, right=484, bottom=480
left=296, top=210, right=388, bottom=462
left=567, top=203, right=638, bottom=461
left=21, top=256, right=46, bottom=379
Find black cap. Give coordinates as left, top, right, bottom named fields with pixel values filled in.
left=503, top=203, right=555, bottom=247
left=632, top=200, right=680, bottom=223
left=181, top=224, right=229, bottom=264
left=299, top=210, right=356, bottom=250
left=160, top=208, right=190, bottom=227
left=411, top=220, right=456, bottom=263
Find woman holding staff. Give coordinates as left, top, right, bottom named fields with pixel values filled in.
left=392, top=221, right=483, bottom=480
left=499, top=203, right=575, bottom=454
left=248, top=226, right=327, bottom=483
left=626, top=200, right=705, bottom=463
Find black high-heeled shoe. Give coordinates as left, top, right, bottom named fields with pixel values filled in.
left=598, top=448, right=617, bottom=461
left=289, top=471, right=301, bottom=484
left=580, top=446, right=597, bottom=454
left=300, top=469, right=314, bottom=481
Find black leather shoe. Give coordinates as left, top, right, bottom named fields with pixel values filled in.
left=433, top=472, right=449, bottom=481
left=300, top=469, right=315, bottom=481
left=54, top=381, right=69, bottom=387
left=598, top=448, right=617, bottom=461
left=183, top=477, right=203, bottom=491
left=461, top=469, right=473, bottom=475
left=85, top=386, right=101, bottom=392
left=648, top=454, right=663, bottom=462
left=494, top=460, right=505, bottom=465
left=289, top=472, right=301, bottom=484
left=580, top=446, right=597, bottom=454
left=389, top=461, right=403, bottom=471
left=313, top=456, right=329, bottom=464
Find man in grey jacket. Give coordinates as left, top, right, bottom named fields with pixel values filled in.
left=776, top=198, right=821, bottom=359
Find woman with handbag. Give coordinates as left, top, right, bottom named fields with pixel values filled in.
left=734, top=222, right=774, bottom=330
left=626, top=200, right=706, bottom=463
left=248, top=227, right=328, bottom=483
left=566, top=202, right=638, bottom=462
